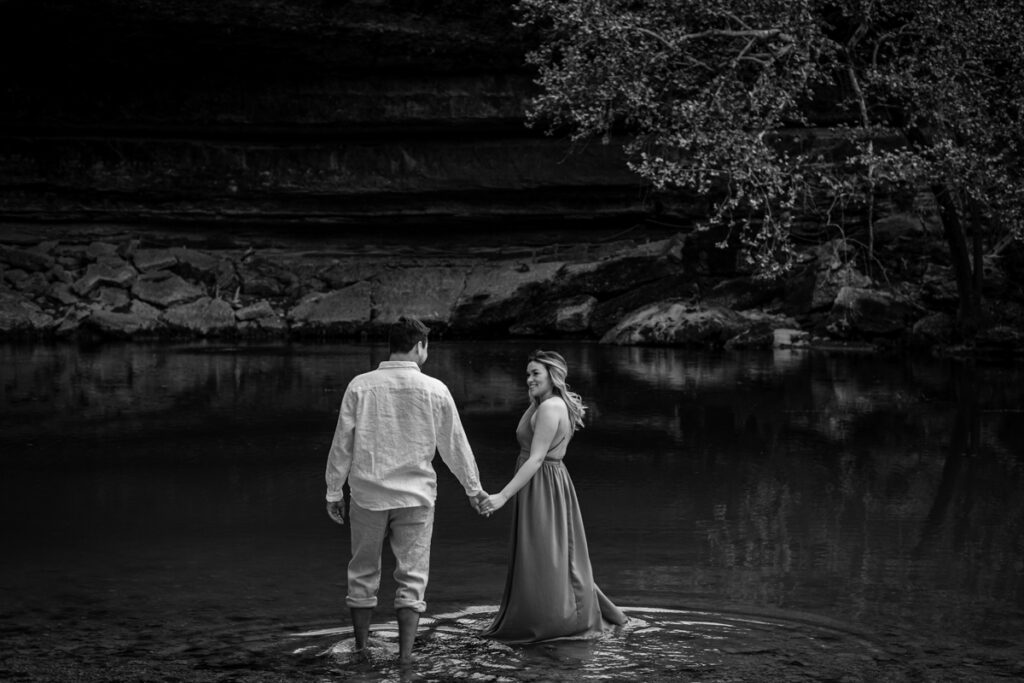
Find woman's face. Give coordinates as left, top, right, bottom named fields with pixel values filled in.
left=526, top=361, right=553, bottom=401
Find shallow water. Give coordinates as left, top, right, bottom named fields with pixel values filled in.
left=1, top=341, right=1023, bottom=681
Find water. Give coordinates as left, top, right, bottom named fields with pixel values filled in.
left=1, top=341, right=1022, bottom=682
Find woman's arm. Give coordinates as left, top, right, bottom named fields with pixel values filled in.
left=480, top=398, right=563, bottom=516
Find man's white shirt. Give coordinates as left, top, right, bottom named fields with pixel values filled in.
left=326, top=360, right=483, bottom=510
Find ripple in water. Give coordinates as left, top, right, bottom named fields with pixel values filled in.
left=284, top=606, right=892, bottom=682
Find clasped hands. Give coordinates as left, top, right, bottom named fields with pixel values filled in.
left=472, top=490, right=508, bottom=517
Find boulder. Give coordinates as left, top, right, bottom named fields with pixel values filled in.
left=133, top=248, right=178, bottom=272
left=318, top=260, right=386, bottom=290
left=872, top=214, right=924, bottom=244
left=826, top=286, right=922, bottom=338
left=921, top=264, right=960, bottom=307
left=773, top=328, right=810, bottom=349
left=171, top=247, right=221, bottom=283
left=117, top=238, right=140, bottom=260
left=54, top=309, right=88, bottom=337
left=131, top=270, right=204, bottom=307
left=213, top=259, right=239, bottom=295
left=15, top=272, right=50, bottom=296
left=3, top=268, right=28, bottom=286
left=91, top=285, right=131, bottom=310
left=238, top=314, right=288, bottom=337
left=589, top=274, right=697, bottom=335
left=910, top=312, right=955, bottom=347
left=702, top=276, right=784, bottom=310
left=975, top=325, right=1024, bottom=351
left=235, top=300, right=276, bottom=322
left=0, top=245, right=55, bottom=272
left=47, top=264, right=73, bottom=284
left=510, top=295, right=598, bottom=336
left=72, top=257, right=138, bottom=295
left=600, top=300, right=792, bottom=347
left=810, top=262, right=872, bottom=311
left=163, top=297, right=237, bottom=336
left=0, top=290, right=56, bottom=335
left=238, top=256, right=297, bottom=297
left=83, top=301, right=162, bottom=338
left=373, top=266, right=468, bottom=325
left=288, top=282, right=372, bottom=334
left=553, top=254, right=679, bottom=298
left=723, top=326, right=777, bottom=350
left=85, top=241, right=119, bottom=261
left=452, top=261, right=565, bottom=331
left=46, top=282, right=80, bottom=306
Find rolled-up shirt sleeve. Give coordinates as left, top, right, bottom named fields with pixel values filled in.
left=434, top=387, right=482, bottom=497
left=325, top=386, right=357, bottom=502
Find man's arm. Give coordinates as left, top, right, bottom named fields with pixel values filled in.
left=434, top=386, right=483, bottom=498
left=325, top=386, right=357, bottom=520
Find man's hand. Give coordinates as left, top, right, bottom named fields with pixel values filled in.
left=326, top=500, right=346, bottom=525
left=470, top=491, right=489, bottom=514
left=479, top=492, right=509, bottom=517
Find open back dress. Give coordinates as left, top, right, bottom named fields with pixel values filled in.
left=481, top=401, right=627, bottom=643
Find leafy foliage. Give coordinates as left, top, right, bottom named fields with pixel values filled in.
left=517, top=0, right=1024, bottom=294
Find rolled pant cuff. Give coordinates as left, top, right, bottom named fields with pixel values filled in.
left=394, top=600, right=426, bottom=613
left=346, top=597, right=378, bottom=609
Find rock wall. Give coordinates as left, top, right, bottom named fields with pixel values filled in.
left=5, top=218, right=1021, bottom=353
left=2, top=2, right=1023, bottom=353
left=0, top=0, right=664, bottom=226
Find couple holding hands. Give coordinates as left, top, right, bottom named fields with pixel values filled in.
left=325, top=317, right=626, bottom=664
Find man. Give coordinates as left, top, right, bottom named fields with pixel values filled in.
left=325, top=316, right=486, bottom=664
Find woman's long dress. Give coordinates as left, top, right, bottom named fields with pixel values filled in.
left=482, top=404, right=627, bottom=643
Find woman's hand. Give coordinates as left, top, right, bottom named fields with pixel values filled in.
left=479, top=493, right=508, bottom=517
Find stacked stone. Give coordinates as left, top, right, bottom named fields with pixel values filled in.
left=0, top=225, right=995, bottom=349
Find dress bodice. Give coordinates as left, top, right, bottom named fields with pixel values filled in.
left=515, top=400, right=570, bottom=461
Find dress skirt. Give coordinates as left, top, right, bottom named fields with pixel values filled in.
left=482, top=456, right=626, bottom=644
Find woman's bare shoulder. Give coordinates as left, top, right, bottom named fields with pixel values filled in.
left=537, top=396, right=568, bottom=417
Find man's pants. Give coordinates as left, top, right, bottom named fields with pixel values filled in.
left=346, top=503, right=434, bottom=613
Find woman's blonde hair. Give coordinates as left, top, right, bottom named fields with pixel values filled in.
left=528, top=349, right=586, bottom=431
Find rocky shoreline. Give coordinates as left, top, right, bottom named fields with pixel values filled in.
left=3, top=221, right=1022, bottom=355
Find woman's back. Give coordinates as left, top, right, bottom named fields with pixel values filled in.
left=515, top=398, right=570, bottom=461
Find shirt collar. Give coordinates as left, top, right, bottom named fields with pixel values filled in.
left=378, top=361, right=421, bottom=371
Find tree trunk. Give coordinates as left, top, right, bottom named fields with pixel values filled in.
left=930, top=183, right=981, bottom=334
left=904, top=127, right=982, bottom=334
left=968, top=197, right=985, bottom=315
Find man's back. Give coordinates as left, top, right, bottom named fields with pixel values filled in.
left=326, top=360, right=480, bottom=511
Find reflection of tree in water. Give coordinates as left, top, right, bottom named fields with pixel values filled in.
left=678, top=354, right=1024, bottom=642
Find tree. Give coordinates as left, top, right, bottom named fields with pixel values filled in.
left=517, top=0, right=1024, bottom=334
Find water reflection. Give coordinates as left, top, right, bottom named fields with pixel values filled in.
left=1, top=341, right=1023, bottom=681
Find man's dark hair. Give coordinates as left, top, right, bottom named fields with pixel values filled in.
left=389, top=316, right=430, bottom=355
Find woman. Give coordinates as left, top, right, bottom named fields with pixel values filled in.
left=479, top=350, right=627, bottom=643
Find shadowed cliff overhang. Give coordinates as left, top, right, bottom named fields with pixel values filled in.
left=0, top=0, right=672, bottom=227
